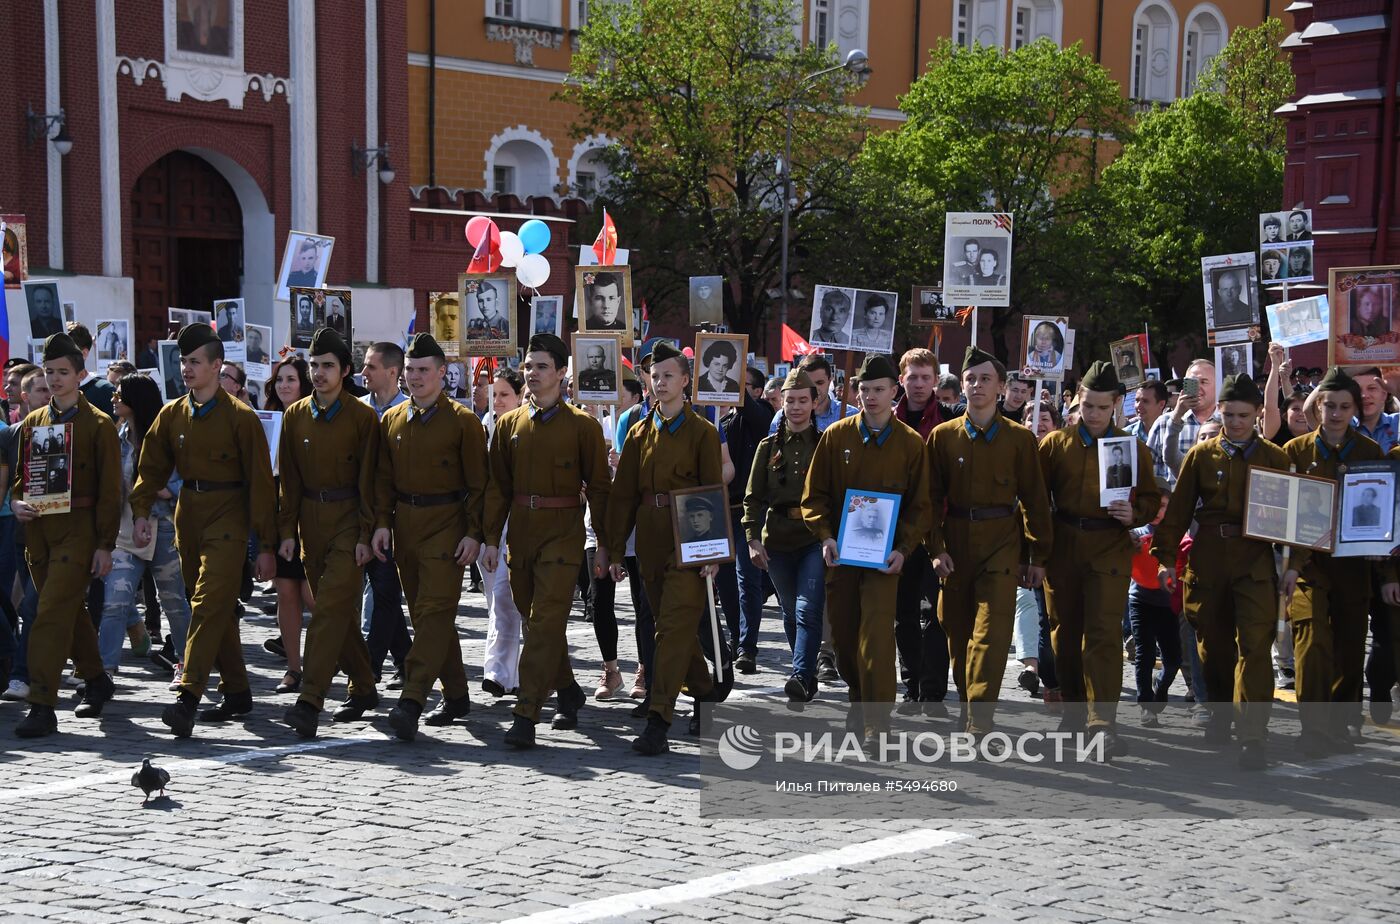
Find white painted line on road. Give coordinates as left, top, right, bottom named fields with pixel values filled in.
left=0, top=730, right=388, bottom=801
left=498, top=827, right=967, bottom=924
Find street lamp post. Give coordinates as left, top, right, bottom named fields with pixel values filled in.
left=778, top=48, right=871, bottom=335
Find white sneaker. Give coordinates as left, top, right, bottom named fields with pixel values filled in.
left=2, top=679, right=30, bottom=701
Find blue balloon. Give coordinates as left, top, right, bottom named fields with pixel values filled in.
left=518, top=219, right=551, bottom=255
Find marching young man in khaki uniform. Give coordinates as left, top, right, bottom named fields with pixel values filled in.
left=1039, top=361, right=1161, bottom=756
left=12, top=334, right=122, bottom=738
left=927, top=346, right=1053, bottom=739
left=372, top=333, right=489, bottom=742
left=131, top=323, right=277, bottom=738
left=281, top=328, right=382, bottom=738
left=604, top=341, right=722, bottom=756
left=801, top=354, right=932, bottom=748
left=1280, top=367, right=1400, bottom=756
left=484, top=333, right=611, bottom=749
left=1151, top=374, right=1289, bottom=770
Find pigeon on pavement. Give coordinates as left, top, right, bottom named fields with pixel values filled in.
left=132, top=758, right=170, bottom=804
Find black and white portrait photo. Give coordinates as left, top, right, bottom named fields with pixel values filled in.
left=943, top=212, right=1014, bottom=307
left=576, top=267, right=633, bottom=347
left=1098, top=436, right=1137, bottom=506
left=836, top=491, right=900, bottom=569
left=444, top=361, right=469, bottom=401
left=571, top=334, right=623, bottom=405
left=215, top=298, right=244, bottom=343
left=323, top=290, right=351, bottom=339
left=808, top=285, right=854, bottom=350
left=23, top=279, right=62, bottom=339
left=847, top=290, right=897, bottom=353
left=912, top=285, right=955, bottom=325
left=1110, top=337, right=1144, bottom=389
left=289, top=288, right=318, bottom=350
left=693, top=333, right=748, bottom=408
left=24, top=423, right=74, bottom=514
left=158, top=340, right=186, bottom=400
left=689, top=275, right=724, bottom=327
left=1201, top=252, right=1259, bottom=343
left=95, top=319, right=129, bottom=368
left=1261, top=249, right=1285, bottom=282
left=459, top=273, right=517, bottom=357
left=1280, top=243, right=1313, bottom=283
left=1260, top=213, right=1284, bottom=248
left=1340, top=473, right=1394, bottom=543
left=1215, top=342, right=1253, bottom=385
left=671, top=485, right=734, bottom=567
left=430, top=291, right=460, bottom=353
left=1294, top=482, right=1335, bottom=548
left=1286, top=208, right=1312, bottom=242
left=245, top=323, right=271, bottom=369
left=529, top=295, right=563, bottom=338
left=275, top=231, right=333, bottom=303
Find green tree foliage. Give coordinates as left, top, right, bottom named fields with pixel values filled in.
left=560, top=0, right=868, bottom=335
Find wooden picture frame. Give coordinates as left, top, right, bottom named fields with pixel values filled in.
left=1328, top=265, right=1400, bottom=367
left=911, top=285, right=957, bottom=326
left=575, top=265, right=634, bottom=347
left=1244, top=467, right=1338, bottom=553
left=670, top=484, right=735, bottom=568
left=1109, top=337, right=1144, bottom=389
left=693, top=332, right=749, bottom=408
left=571, top=332, right=624, bottom=405
left=458, top=273, right=517, bottom=358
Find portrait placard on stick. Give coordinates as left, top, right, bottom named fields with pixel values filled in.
left=1245, top=467, right=1338, bottom=553
left=1018, top=315, right=1069, bottom=382
left=1329, top=265, right=1400, bottom=367
left=276, top=231, right=334, bottom=302
left=571, top=333, right=623, bottom=405
left=911, top=285, right=956, bottom=325
left=1333, top=461, right=1400, bottom=557
left=693, top=332, right=748, bottom=408
left=689, top=275, right=724, bottom=326
left=1109, top=337, right=1144, bottom=389
left=943, top=212, right=1013, bottom=307
left=671, top=485, right=735, bottom=567
left=458, top=273, right=517, bottom=358
left=23, top=423, right=73, bottom=515
left=575, top=266, right=633, bottom=347
left=1213, top=343, right=1254, bottom=398
left=1266, top=294, right=1328, bottom=348
left=1098, top=437, right=1137, bottom=507
left=1201, top=252, right=1261, bottom=346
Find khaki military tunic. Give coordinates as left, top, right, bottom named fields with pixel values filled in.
left=603, top=403, right=721, bottom=725
left=927, top=411, right=1053, bottom=733
left=1039, top=424, right=1161, bottom=729
left=131, top=388, right=276, bottom=700
left=13, top=395, right=121, bottom=707
left=484, top=400, right=610, bottom=723
left=802, top=413, right=931, bottom=732
left=374, top=392, right=488, bottom=708
left=1151, top=434, right=1289, bottom=741
left=743, top=424, right=821, bottom=554
left=278, top=391, right=381, bottom=711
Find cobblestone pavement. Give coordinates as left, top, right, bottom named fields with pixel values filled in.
left=1, top=581, right=1398, bottom=923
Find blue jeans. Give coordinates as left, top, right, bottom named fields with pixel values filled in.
left=362, top=552, right=410, bottom=680
left=766, top=543, right=825, bottom=682
left=98, top=518, right=190, bottom=672
left=10, top=528, right=36, bottom=683
left=1128, top=585, right=1182, bottom=706
left=719, top=509, right=766, bottom=655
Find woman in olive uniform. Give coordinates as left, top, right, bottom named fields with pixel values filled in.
left=12, top=334, right=122, bottom=738
left=604, top=341, right=722, bottom=756
left=372, top=333, right=489, bottom=742
left=280, top=328, right=381, bottom=739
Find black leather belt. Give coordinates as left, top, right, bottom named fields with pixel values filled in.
left=396, top=489, right=468, bottom=507
left=304, top=486, right=359, bottom=503
left=1055, top=511, right=1123, bottom=531
left=647, top=493, right=671, bottom=508
left=187, top=480, right=243, bottom=493
left=1205, top=523, right=1243, bottom=538
left=946, top=504, right=1016, bottom=521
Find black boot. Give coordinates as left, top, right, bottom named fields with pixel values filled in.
left=423, top=692, right=472, bottom=727
left=15, top=703, right=58, bottom=738
left=504, top=715, right=536, bottom=749
left=284, top=701, right=320, bottom=739
left=1238, top=740, right=1267, bottom=770
left=735, top=650, right=757, bottom=675
left=332, top=692, right=379, bottom=722
left=482, top=678, right=506, bottom=697
left=784, top=674, right=816, bottom=704
left=388, top=698, right=423, bottom=741
left=74, top=671, right=115, bottom=718
left=162, top=692, right=199, bottom=738
left=632, top=714, right=670, bottom=755
left=551, top=681, right=586, bottom=730
left=200, top=689, right=253, bottom=722
left=629, top=697, right=650, bottom=719
left=687, top=703, right=713, bottom=736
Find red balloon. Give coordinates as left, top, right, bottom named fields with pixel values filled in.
left=465, top=216, right=500, bottom=249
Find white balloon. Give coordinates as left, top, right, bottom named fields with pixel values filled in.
left=498, top=231, right=525, bottom=268
left=516, top=253, right=551, bottom=289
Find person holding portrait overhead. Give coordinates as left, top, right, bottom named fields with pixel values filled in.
left=810, top=289, right=850, bottom=346
left=1279, top=368, right=1399, bottom=757
left=848, top=296, right=891, bottom=351
left=698, top=341, right=739, bottom=396
left=1211, top=270, right=1253, bottom=328
left=585, top=273, right=627, bottom=331
left=1038, top=362, right=1161, bottom=755
left=1351, top=289, right=1390, bottom=338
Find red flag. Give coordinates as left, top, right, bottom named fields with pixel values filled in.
left=780, top=324, right=812, bottom=362
left=640, top=298, right=651, bottom=340
left=592, top=209, right=618, bottom=266
left=466, top=231, right=495, bottom=274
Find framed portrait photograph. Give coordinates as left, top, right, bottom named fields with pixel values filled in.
left=61, top=302, right=76, bottom=326
left=1018, top=315, right=1069, bottom=381
left=322, top=289, right=352, bottom=340
left=1201, top=252, right=1260, bottom=346
left=275, top=231, right=334, bottom=303
left=256, top=409, right=282, bottom=470
left=1330, top=265, right=1400, bottom=366
left=1333, top=461, right=1400, bottom=556
left=693, top=332, right=748, bottom=408
left=214, top=297, right=246, bottom=361
left=244, top=323, right=272, bottom=381
left=23, top=422, right=74, bottom=515
left=836, top=489, right=901, bottom=569
left=808, top=285, right=855, bottom=350
left=670, top=484, right=735, bottom=568
left=94, top=319, right=129, bottom=368
left=459, top=273, right=516, bottom=357
left=1266, top=294, right=1329, bottom=348
left=1109, top=337, right=1145, bottom=389
left=22, top=279, right=63, bottom=339
left=575, top=266, right=633, bottom=347
left=847, top=289, right=898, bottom=353
left=3, top=214, right=28, bottom=288
left=942, top=212, right=1013, bottom=307
left=443, top=360, right=470, bottom=401
left=428, top=291, right=460, bottom=358
left=529, top=295, right=564, bottom=338
left=157, top=340, right=187, bottom=401
left=1244, top=467, right=1338, bottom=552
left=911, top=285, right=956, bottom=326
left=689, top=275, right=724, bottom=327
left=1098, top=437, right=1137, bottom=506
left=1213, top=343, right=1254, bottom=398
left=571, top=333, right=623, bottom=405
left=288, top=288, right=319, bottom=350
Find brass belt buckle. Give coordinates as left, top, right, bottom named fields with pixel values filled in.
left=528, top=494, right=540, bottom=510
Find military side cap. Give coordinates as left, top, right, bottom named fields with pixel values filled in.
left=857, top=353, right=899, bottom=383
left=406, top=332, right=445, bottom=360
left=309, top=327, right=353, bottom=368
left=1316, top=366, right=1362, bottom=409
left=782, top=368, right=816, bottom=392
left=42, top=333, right=83, bottom=364
left=962, top=345, right=997, bottom=374
left=620, top=364, right=638, bottom=385
left=1219, top=373, right=1263, bottom=406
left=177, top=322, right=220, bottom=356
left=651, top=340, right=684, bottom=366
left=527, top=332, right=569, bottom=362
left=1080, top=360, right=1120, bottom=395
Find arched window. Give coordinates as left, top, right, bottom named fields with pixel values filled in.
left=568, top=136, right=615, bottom=200
left=1130, top=1, right=1179, bottom=102
left=953, top=0, right=1004, bottom=49
left=484, top=126, right=560, bottom=199
left=1011, top=0, right=1062, bottom=49
left=1182, top=5, right=1226, bottom=94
